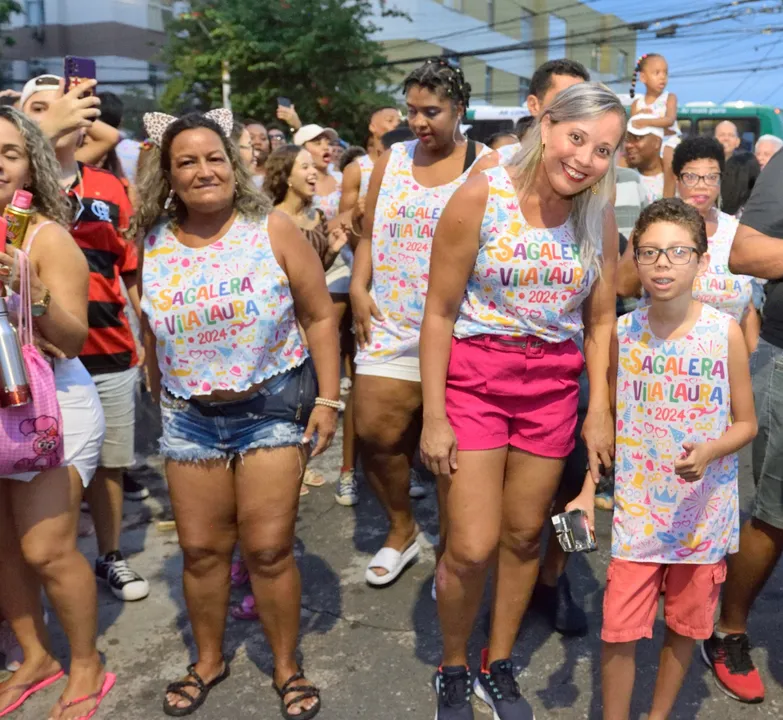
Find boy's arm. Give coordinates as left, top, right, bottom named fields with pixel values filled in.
left=566, top=322, right=619, bottom=529
left=566, top=471, right=597, bottom=533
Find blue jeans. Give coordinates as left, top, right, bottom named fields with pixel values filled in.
left=751, top=337, right=783, bottom=530
left=160, top=371, right=305, bottom=463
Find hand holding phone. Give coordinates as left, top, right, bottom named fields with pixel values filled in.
left=64, top=56, right=97, bottom=97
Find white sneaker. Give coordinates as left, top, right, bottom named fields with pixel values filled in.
left=334, top=470, right=358, bottom=506
left=409, top=468, right=428, bottom=499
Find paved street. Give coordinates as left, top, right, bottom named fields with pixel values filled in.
left=7, top=404, right=783, bottom=720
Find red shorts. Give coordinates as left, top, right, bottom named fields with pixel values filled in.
left=445, top=335, right=583, bottom=458
left=601, top=557, right=727, bottom=643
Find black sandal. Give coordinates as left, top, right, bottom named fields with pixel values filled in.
left=163, top=661, right=230, bottom=716
left=273, top=669, right=321, bottom=720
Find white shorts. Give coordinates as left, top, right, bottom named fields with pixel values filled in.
left=7, top=359, right=105, bottom=487
left=355, top=346, right=420, bottom=383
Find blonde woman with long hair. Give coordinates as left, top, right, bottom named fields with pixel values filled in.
left=419, top=83, right=626, bottom=719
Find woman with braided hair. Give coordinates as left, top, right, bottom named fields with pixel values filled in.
left=350, top=58, right=489, bottom=587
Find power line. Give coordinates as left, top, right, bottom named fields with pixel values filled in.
left=720, top=42, right=778, bottom=103
left=362, top=0, right=773, bottom=71
left=387, top=0, right=606, bottom=54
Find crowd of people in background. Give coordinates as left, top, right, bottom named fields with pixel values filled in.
left=0, top=49, right=781, bottom=720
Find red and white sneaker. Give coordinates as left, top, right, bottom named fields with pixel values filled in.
left=701, top=632, right=764, bottom=704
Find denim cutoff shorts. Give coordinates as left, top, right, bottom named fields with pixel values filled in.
left=160, top=370, right=305, bottom=463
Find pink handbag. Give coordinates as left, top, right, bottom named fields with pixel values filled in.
left=0, top=249, right=64, bottom=476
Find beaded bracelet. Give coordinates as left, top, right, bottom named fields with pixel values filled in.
left=315, top=397, right=341, bottom=410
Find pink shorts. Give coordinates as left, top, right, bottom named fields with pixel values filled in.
left=601, top=557, right=727, bottom=643
left=445, top=335, right=583, bottom=457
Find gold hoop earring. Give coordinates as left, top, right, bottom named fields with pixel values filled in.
left=541, top=141, right=546, bottom=154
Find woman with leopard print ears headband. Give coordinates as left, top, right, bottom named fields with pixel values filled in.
left=134, top=109, right=339, bottom=720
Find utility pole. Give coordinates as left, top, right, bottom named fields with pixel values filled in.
left=179, top=9, right=232, bottom=109
left=221, top=60, right=231, bottom=110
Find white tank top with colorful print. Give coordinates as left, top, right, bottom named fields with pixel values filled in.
left=613, top=304, right=739, bottom=565
left=357, top=154, right=374, bottom=201
left=356, top=139, right=489, bottom=364
left=312, top=167, right=343, bottom=220
left=692, top=211, right=752, bottom=323
left=453, top=165, right=596, bottom=343
left=141, top=214, right=306, bottom=399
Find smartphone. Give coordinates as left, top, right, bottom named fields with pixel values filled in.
left=64, top=56, right=96, bottom=96
left=277, top=96, right=292, bottom=108
left=0, top=217, right=7, bottom=254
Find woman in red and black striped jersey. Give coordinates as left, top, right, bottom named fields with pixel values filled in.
left=0, top=107, right=114, bottom=719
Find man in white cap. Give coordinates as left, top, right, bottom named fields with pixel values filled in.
left=20, top=74, right=120, bottom=165
left=624, top=112, right=665, bottom=203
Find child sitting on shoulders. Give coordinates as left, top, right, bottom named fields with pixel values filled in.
left=630, top=53, right=680, bottom=198
left=569, top=198, right=757, bottom=720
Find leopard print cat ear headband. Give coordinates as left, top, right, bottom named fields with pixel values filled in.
left=143, top=108, right=234, bottom=146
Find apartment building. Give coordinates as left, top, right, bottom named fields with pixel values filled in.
left=377, top=0, right=637, bottom=106
left=2, top=0, right=173, bottom=94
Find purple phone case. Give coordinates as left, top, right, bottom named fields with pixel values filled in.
left=64, top=56, right=96, bottom=94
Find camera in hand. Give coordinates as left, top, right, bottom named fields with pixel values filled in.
left=552, top=510, right=597, bottom=553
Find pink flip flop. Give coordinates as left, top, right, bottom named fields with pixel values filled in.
left=0, top=669, right=65, bottom=718
left=55, top=672, right=116, bottom=720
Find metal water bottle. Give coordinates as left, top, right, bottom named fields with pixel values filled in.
left=0, top=297, right=30, bottom=407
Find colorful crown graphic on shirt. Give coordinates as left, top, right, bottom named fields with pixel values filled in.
left=652, top=487, right=678, bottom=505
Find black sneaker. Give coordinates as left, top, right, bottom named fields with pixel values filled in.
left=95, top=550, right=150, bottom=601
left=530, top=574, right=587, bottom=636
left=123, top=471, right=150, bottom=501
left=474, top=649, right=535, bottom=720
left=435, top=665, right=474, bottom=719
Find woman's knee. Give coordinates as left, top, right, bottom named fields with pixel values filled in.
left=20, top=533, right=77, bottom=578
left=443, top=536, right=497, bottom=577
left=180, top=538, right=233, bottom=576
left=244, top=541, right=294, bottom=579
left=499, top=521, right=547, bottom=560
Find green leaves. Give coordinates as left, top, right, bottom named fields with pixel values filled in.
left=161, top=0, right=398, bottom=143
